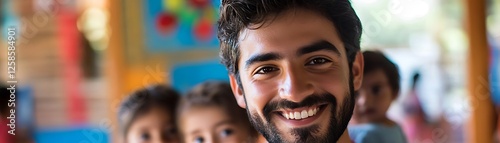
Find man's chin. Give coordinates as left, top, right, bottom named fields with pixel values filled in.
left=248, top=91, right=353, bottom=143
left=279, top=125, right=323, bottom=140
left=270, top=104, right=333, bottom=141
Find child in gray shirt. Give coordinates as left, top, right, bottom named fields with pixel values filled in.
left=348, top=51, right=407, bottom=143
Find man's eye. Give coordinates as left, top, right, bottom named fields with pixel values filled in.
left=194, top=137, right=204, bottom=143
left=306, top=58, right=331, bottom=65
left=221, top=129, right=233, bottom=137
left=140, top=132, right=151, bottom=141
left=255, top=67, right=278, bottom=74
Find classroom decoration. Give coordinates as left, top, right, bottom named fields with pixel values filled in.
left=143, top=0, right=220, bottom=52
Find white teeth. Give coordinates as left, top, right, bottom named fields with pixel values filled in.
left=308, top=109, right=314, bottom=116
left=283, top=107, right=321, bottom=120
left=301, top=110, right=308, bottom=118
left=294, top=112, right=301, bottom=119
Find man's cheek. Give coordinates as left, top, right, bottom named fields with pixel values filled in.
left=316, top=77, right=346, bottom=98
left=248, top=83, right=276, bottom=108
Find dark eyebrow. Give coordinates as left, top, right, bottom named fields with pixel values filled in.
left=245, top=52, right=282, bottom=69
left=297, top=40, right=341, bottom=56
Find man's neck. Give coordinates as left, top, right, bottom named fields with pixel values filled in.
left=255, top=130, right=353, bottom=143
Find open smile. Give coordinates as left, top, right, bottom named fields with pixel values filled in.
left=273, top=103, right=329, bottom=127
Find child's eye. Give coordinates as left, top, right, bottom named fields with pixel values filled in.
left=372, top=85, right=381, bottom=95
left=221, top=129, right=233, bottom=137
left=140, top=132, right=151, bottom=141
left=194, top=137, right=204, bottom=143
left=354, top=91, right=360, bottom=97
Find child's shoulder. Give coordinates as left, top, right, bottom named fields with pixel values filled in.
left=348, top=123, right=381, bottom=134
left=349, top=123, right=406, bottom=143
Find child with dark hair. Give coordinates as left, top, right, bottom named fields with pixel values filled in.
left=177, top=81, right=258, bottom=143
left=349, top=51, right=407, bottom=143
left=118, top=85, right=180, bottom=143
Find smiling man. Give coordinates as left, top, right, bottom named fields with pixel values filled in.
left=217, top=0, right=363, bottom=142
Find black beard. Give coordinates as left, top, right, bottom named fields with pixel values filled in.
left=244, top=77, right=355, bottom=143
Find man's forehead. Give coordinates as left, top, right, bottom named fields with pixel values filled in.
left=238, top=9, right=343, bottom=45
left=240, top=9, right=329, bottom=36
left=238, top=13, right=345, bottom=57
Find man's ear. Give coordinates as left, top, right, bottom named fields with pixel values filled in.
left=229, top=74, right=246, bottom=108
left=352, top=52, right=364, bottom=91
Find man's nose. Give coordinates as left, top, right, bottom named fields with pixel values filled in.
left=279, top=68, right=314, bottom=102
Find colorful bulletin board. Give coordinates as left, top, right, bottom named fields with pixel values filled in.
left=143, top=0, right=220, bottom=52
left=171, top=59, right=229, bottom=94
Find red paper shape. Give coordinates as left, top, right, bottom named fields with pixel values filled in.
left=156, top=12, right=178, bottom=35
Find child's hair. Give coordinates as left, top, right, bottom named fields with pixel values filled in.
left=177, top=81, right=257, bottom=136
left=118, top=84, right=180, bottom=135
left=363, top=51, right=401, bottom=97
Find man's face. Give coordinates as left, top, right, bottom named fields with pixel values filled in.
left=229, top=9, right=364, bottom=143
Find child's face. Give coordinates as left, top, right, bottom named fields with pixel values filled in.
left=353, top=69, right=395, bottom=124
left=126, top=107, right=179, bottom=143
left=179, top=106, right=250, bottom=143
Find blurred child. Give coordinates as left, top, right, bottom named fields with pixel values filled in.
left=349, top=51, right=407, bottom=143
left=177, top=81, right=258, bottom=143
left=118, top=85, right=180, bottom=143
left=401, top=72, right=438, bottom=142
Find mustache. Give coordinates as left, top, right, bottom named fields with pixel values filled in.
left=263, top=93, right=337, bottom=115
